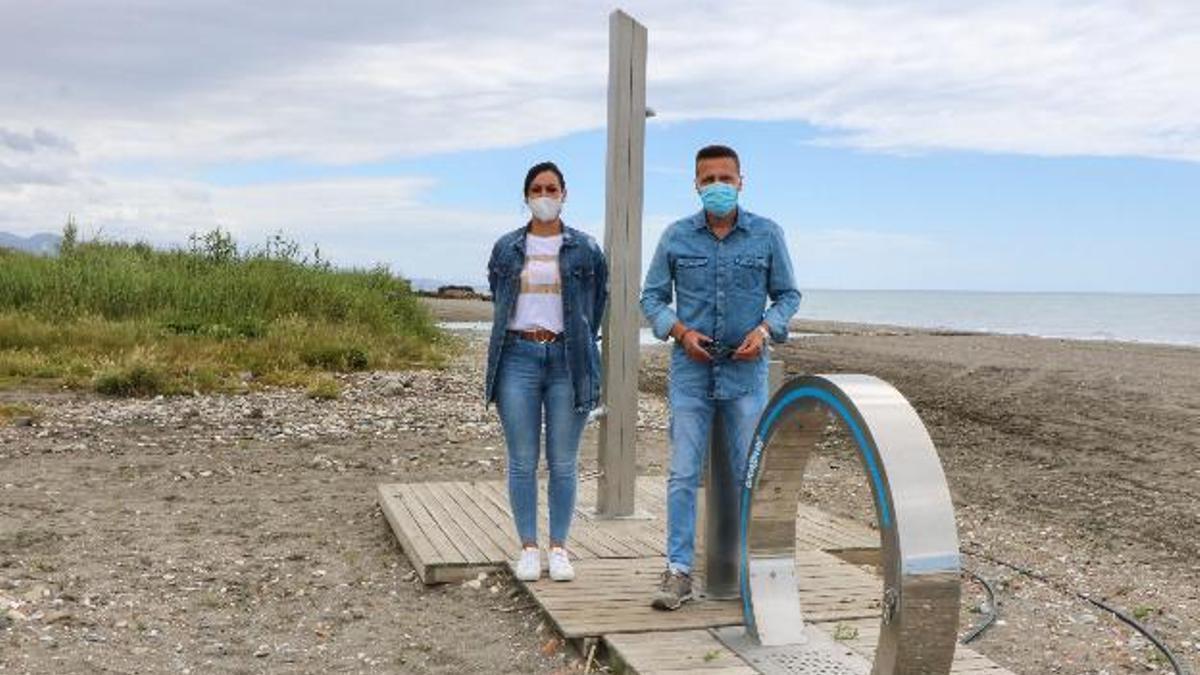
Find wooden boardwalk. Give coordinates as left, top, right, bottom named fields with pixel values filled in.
left=378, top=476, right=1015, bottom=674
left=378, top=476, right=877, bottom=583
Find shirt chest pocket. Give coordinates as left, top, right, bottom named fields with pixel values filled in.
left=675, top=256, right=709, bottom=288
left=560, top=261, right=594, bottom=293
left=734, top=255, right=768, bottom=292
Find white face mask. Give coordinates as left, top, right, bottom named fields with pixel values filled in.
left=528, top=196, right=563, bottom=223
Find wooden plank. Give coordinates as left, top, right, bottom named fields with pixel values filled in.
left=409, top=482, right=489, bottom=564
left=578, top=520, right=652, bottom=558
left=492, top=476, right=658, bottom=559
left=383, top=478, right=884, bottom=575
left=795, top=504, right=879, bottom=550
left=606, top=630, right=757, bottom=675
left=472, top=477, right=628, bottom=560
left=565, top=481, right=650, bottom=557
left=393, top=483, right=465, bottom=566
left=568, top=519, right=627, bottom=559
left=601, top=519, right=666, bottom=557
left=473, top=477, right=570, bottom=554
left=437, top=481, right=517, bottom=561
left=377, top=485, right=440, bottom=583
left=426, top=482, right=508, bottom=561
left=597, top=9, right=647, bottom=517
left=624, top=10, right=647, bottom=394
left=470, top=480, right=522, bottom=540
left=514, top=557, right=740, bottom=638
left=597, top=8, right=635, bottom=517
left=382, top=483, right=507, bottom=584
left=452, top=481, right=519, bottom=548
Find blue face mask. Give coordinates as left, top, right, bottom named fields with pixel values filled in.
left=699, top=181, right=738, bottom=217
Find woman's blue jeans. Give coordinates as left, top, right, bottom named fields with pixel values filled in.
left=495, top=336, right=588, bottom=547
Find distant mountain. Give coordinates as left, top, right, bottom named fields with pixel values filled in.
left=0, top=232, right=61, bottom=255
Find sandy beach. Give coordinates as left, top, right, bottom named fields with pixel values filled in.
left=429, top=297, right=1200, bottom=673
left=1, top=296, right=1197, bottom=674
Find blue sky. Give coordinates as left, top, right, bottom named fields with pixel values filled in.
left=2, top=1, right=1198, bottom=293
left=187, top=118, right=1200, bottom=293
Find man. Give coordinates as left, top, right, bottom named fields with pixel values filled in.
left=640, top=144, right=801, bottom=610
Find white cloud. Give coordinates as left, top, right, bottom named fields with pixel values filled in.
left=2, top=0, right=1198, bottom=288
left=0, top=171, right=531, bottom=281
left=647, top=1, right=1200, bottom=160
left=3, top=1, right=1197, bottom=166
left=0, top=127, right=75, bottom=154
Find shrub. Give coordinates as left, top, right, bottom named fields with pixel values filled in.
left=94, top=364, right=168, bottom=397
left=306, top=377, right=341, bottom=401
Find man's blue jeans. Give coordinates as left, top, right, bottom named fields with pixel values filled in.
left=666, top=383, right=768, bottom=574
left=495, top=336, right=589, bottom=547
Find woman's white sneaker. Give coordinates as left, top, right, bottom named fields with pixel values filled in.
left=515, top=547, right=541, bottom=582
left=548, top=547, right=575, bottom=582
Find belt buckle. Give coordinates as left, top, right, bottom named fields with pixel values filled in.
left=535, top=332, right=554, bottom=344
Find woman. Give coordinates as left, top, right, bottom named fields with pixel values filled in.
left=485, top=161, right=608, bottom=582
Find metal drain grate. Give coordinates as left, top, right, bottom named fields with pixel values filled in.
left=743, top=648, right=865, bottom=675
left=711, top=626, right=871, bottom=675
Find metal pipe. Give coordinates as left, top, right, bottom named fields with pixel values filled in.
left=701, top=360, right=784, bottom=599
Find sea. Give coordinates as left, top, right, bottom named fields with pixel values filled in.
left=434, top=287, right=1200, bottom=348
left=793, top=290, right=1200, bottom=347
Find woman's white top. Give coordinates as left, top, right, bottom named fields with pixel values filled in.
left=507, top=233, right=564, bottom=333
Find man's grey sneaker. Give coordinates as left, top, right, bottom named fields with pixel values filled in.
left=651, top=569, right=693, bottom=610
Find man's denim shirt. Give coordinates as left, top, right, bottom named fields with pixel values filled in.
left=640, top=208, right=801, bottom=400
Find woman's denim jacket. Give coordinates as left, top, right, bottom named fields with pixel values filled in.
left=485, top=225, right=608, bottom=413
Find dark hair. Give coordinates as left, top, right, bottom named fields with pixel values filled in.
left=523, top=161, right=566, bottom=196
left=695, top=144, right=740, bottom=172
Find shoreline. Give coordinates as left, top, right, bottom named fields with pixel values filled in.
left=423, top=297, right=1200, bottom=351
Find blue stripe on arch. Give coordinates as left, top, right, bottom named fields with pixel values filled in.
left=739, top=386, right=893, bottom=626
left=758, top=387, right=892, bottom=527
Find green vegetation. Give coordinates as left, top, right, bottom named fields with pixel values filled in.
left=306, top=375, right=342, bottom=401
left=1132, top=605, right=1157, bottom=621
left=832, top=623, right=859, bottom=640
left=0, top=223, right=443, bottom=396
left=0, top=402, right=41, bottom=425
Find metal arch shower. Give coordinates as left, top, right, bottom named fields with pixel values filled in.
left=738, top=374, right=961, bottom=674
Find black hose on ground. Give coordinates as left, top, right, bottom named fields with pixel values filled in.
left=960, top=568, right=998, bottom=644
left=960, top=548, right=1189, bottom=675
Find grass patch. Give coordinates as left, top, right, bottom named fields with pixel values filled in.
left=832, top=623, right=859, bottom=640
left=306, top=376, right=341, bottom=401
left=94, top=363, right=169, bottom=397
left=0, top=402, right=41, bottom=425
left=0, top=225, right=445, bottom=396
